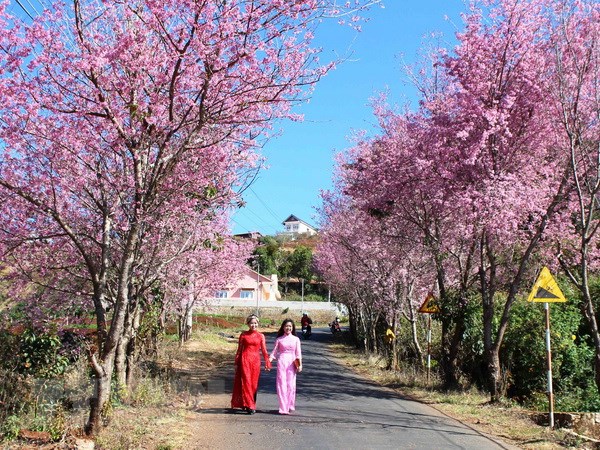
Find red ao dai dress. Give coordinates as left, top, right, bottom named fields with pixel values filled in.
left=270, top=333, right=302, bottom=414
left=231, top=330, right=271, bottom=411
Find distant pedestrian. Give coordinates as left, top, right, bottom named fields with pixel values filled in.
left=231, top=314, right=271, bottom=414
left=269, top=319, right=302, bottom=415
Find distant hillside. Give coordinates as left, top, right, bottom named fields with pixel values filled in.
left=279, top=234, right=320, bottom=251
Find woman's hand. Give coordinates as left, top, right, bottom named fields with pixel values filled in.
left=297, top=365, right=302, bottom=373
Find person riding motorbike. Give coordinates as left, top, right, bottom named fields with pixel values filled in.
left=329, top=317, right=341, bottom=333
left=300, top=313, right=312, bottom=339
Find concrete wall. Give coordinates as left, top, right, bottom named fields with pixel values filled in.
left=198, top=298, right=347, bottom=324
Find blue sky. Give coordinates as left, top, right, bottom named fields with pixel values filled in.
left=231, top=1, right=467, bottom=236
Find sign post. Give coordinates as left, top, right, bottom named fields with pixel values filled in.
left=419, top=292, right=440, bottom=384
left=527, top=266, right=567, bottom=429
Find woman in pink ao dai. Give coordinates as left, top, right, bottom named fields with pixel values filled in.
left=269, top=319, right=302, bottom=415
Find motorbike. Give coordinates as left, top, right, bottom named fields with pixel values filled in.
left=329, top=320, right=341, bottom=334
left=301, top=324, right=312, bottom=339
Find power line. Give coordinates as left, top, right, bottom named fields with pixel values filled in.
left=238, top=207, right=279, bottom=234
left=13, top=0, right=35, bottom=20
left=11, top=0, right=76, bottom=48
left=249, top=187, right=283, bottom=224
left=231, top=209, right=277, bottom=235
left=23, top=0, right=41, bottom=17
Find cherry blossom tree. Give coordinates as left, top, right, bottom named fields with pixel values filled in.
left=547, top=0, right=600, bottom=393
left=160, top=221, right=252, bottom=345
left=326, top=97, right=482, bottom=385
left=0, top=0, right=377, bottom=434
left=316, top=152, right=434, bottom=367
left=318, top=0, right=595, bottom=401
left=434, top=0, right=573, bottom=401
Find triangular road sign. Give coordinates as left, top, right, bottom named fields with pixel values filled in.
left=527, top=267, right=567, bottom=303
left=419, top=292, right=440, bottom=313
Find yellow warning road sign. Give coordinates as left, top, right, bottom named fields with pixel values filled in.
left=419, top=292, right=440, bottom=313
left=527, top=267, right=567, bottom=303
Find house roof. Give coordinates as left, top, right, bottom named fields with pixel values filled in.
left=247, top=266, right=273, bottom=283
left=233, top=231, right=263, bottom=240
left=282, top=214, right=316, bottom=230
left=282, top=214, right=301, bottom=223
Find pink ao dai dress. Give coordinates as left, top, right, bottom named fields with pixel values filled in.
left=270, top=333, right=302, bottom=414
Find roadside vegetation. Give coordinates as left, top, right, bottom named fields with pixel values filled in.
left=0, top=313, right=246, bottom=448
left=2, top=311, right=598, bottom=449
left=313, top=0, right=600, bottom=433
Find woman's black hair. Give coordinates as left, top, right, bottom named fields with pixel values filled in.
left=277, top=318, right=296, bottom=337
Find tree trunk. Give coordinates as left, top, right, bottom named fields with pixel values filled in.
left=127, top=305, right=143, bottom=387
left=114, top=335, right=129, bottom=394
left=178, top=307, right=194, bottom=345
left=114, top=297, right=140, bottom=391
left=348, top=306, right=358, bottom=346
left=370, top=311, right=380, bottom=354
left=359, top=309, right=369, bottom=351
left=86, top=221, right=141, bottom=435
left=125, top=336, right=136, bottom=388
left=488, top=345, right=503, bottom=402
left=581, top=292, right=600, bottom=394
left=185, top=307, right=193, bottom=341
left=479, top=233, right=498, bottom=400
left=390, top=316, right=399, bottom=371
left=441, top=316, right=465, bottom=390
left=85, top=354, right=115, bottom=435
left=405, top=299, right=423, bottom=364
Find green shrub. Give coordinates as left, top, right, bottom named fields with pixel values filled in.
left=29, top=401, right=69, bottom=441
left=47, top=403, right=68, bottom=441
left=282, top=293, right=327, bottom=302
left=0, top=415, right=21, bottom=441
left=503, top=295, right=600, bottom=411
left=502, top=300, right=548, bottom=399
left=450, top=291, right=487, bottom=389
left=18, top=328, right=70, bottom=378
left=0, top=317, right=89, bottom=442
left=0, top=367, right=32, bottom=422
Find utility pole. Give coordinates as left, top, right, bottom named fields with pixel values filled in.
left=255, top=259, right=260, bottom=316
left=301, top=278, right=304, bottom=314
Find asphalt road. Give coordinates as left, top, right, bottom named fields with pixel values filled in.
left=196, top=327, right=519, bottom=450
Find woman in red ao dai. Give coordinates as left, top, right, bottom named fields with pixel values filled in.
left=269, top=319, right=302, bottom=415
left=231, top=314, right=271, bottom=414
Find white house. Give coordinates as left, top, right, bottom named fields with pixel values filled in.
left=281, top=214, right=317, bottom=236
